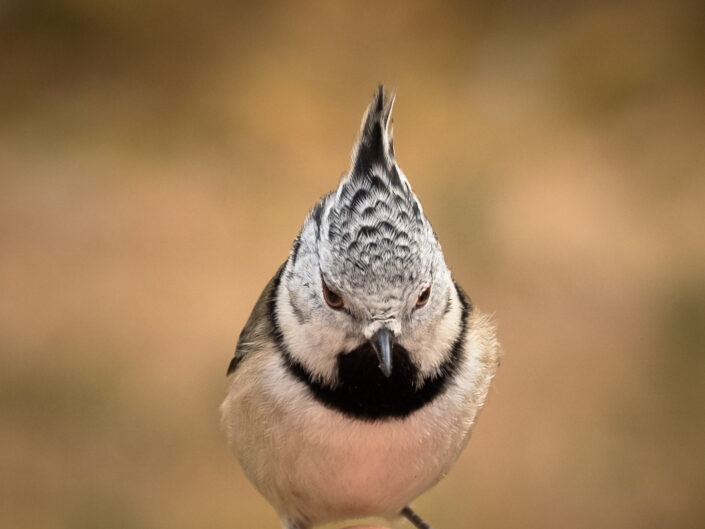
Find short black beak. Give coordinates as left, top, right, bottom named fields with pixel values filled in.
left=371, top=327, right=393, bottom=378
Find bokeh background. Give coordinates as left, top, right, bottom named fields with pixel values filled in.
left=2, top=1, right=704, bottom=528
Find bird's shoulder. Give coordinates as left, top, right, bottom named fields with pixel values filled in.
left=226, top=263, right=285, bottom=375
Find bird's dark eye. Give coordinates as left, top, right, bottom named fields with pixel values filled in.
left=322, top=279, right=344, bottom=310
left=416, top=286, right=431, bottom=308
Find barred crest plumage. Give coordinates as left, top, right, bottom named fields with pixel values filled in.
left=321, top=85, right=438, bottom=301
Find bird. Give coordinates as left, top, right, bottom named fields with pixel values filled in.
left=220, top=85, right=500, bottom=529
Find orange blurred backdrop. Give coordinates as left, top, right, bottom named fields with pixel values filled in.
left=1, top=1, right=704, bottom=528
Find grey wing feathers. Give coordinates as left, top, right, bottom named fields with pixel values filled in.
left=226, top=264, right=284, bottom=376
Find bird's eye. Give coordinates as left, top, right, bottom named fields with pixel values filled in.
left=322, top=279, right=344, bottom=310
left=416, top=286, right=431, bottom=308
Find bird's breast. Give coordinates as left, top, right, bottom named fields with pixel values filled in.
left=222, top=348, right=474, bottom=524
left=267, top=393, right=468, bottom=522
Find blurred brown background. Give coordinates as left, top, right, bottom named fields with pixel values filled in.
left=1, top=1, right=704, bottom=528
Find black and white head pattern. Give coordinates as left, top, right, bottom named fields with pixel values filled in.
left=320, top=86, right=441, bottom=306
left=276, top=86, right=459, bottom=397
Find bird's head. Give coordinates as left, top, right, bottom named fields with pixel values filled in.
left=276, top=86, right=460, bottom=387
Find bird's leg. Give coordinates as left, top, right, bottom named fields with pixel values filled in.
left=400, top=505, right=434, bottom=529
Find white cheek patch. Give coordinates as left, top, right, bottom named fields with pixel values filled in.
left=403, top=283, right=463, bottom=377
left=276, top=268, right=346, bottom=383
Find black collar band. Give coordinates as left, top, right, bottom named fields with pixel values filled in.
left=268, top=266, right=471, bottom=421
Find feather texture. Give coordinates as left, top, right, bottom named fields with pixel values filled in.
left=220, top=86, right=501, bottom=529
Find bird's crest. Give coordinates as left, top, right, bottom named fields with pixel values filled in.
left=351, top=84, right=396, bottom=176
left=320, top=85, right=432, bottom=294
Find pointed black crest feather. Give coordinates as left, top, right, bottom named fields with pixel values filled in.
left=351, top=85, right=396, bottom=176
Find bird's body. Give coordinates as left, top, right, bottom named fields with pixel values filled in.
left=221, top=87, right=500, bottom=529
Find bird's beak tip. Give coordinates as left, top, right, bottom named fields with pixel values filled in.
left=371, top=327, right=393, bottom=377
left=379, top=362, right=392, bottom=378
